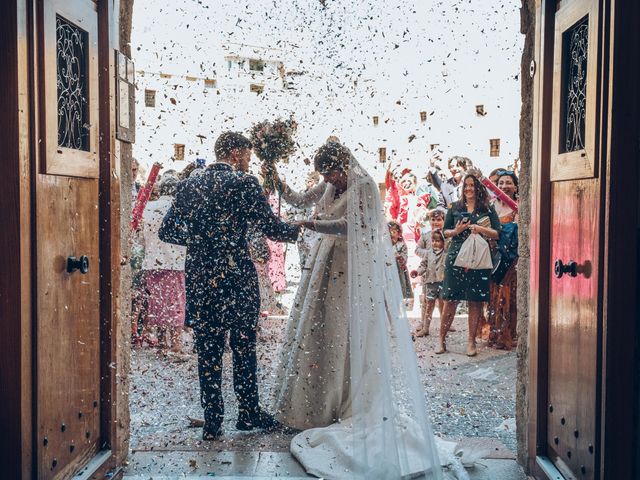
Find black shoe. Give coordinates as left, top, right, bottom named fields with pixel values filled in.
left=202, top=422, right=222, bottom=440
left=202, top=407, right=223, bottom=440
left=236, top=408, right=287, bottom=433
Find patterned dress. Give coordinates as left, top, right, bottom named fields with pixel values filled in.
left=441, top=204, right=501, bottom=302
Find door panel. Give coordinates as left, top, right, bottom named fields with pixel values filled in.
left=36, top=0, right=101, bottom=477
left=550, top=0, right=599, bottom=182
left=545, top=0, right=601, bottom=478
left=42, top=0, right=99, bottom=178
left=548, top=180, right=599, bottom=479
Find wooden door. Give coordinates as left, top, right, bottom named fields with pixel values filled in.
left=35, top=0, right=102, bottom=477
left=545, top=0, right=602, bottom=478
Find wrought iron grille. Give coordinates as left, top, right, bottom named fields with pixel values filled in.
left=56, top=15, right=89, bottom=151
left=561, top=16, right=588, bottom=153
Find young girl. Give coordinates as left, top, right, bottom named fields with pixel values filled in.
left=388, top=221, right=414, bottom=301
left=415, top=230, right=446, bottom=337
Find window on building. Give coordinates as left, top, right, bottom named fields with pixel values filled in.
left=249, top=59, right=265, bottom=72
left=250, top=84, right=264, bottom=94
left=490, top=138, right=501, bottom=157
left=204, top=78, right=216, bottom=89
left=144, top=89, right=156, bottom=108
left=476, top=104, right=486, bottom=116
left=379, top=147, right=387, bottom=163
left=174, top=144, right=185, bottom=161
left=420, top=111, right=427, bottom=122
left=373, top=116, right=379, bottom=126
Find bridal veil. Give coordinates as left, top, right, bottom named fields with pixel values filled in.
left=289, top=154, right=446, bottom=479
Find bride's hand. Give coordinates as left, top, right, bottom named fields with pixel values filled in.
left=261, top=162, right=279, bottom=179
left=262, top=163, right=284, bottom=192
left=293, top=220, right=316, bottom=231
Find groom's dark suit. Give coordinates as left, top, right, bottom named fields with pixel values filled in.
left=160, top=162, right=299, bottom=429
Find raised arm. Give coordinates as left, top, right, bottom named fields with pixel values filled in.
left=279, top=180, right=326, bottom=209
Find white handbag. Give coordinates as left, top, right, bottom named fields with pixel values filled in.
left=454, top=233, right=493, bottom=270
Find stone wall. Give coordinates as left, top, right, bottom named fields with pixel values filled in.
left=516, top=0, right=535, bottom=470
left=114, top=0, right=135, bottom=464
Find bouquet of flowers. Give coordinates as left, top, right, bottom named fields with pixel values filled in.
left=250, top=117, right=298, bottom=191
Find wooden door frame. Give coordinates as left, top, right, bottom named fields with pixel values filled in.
left=0, top=1, right=34, bottom=478
left=96, top=0, right=126, bottom=476
left=0, top=0, right=125, bottom=478
left=528, top=0, right=640, bottom=479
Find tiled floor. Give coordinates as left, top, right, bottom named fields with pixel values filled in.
left=124, top=449, right=527, bottom=479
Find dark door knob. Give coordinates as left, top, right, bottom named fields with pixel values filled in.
left=67, top=255, right=89, bottom=274
left=554, top=259, right=577, bottom=279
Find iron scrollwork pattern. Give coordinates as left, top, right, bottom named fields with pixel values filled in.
left=562, top=16, right=588, bottom=153
left=56, top=15, right=89, bottom=151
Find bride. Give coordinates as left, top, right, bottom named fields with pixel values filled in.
left=268, top=141, right=461, bottom=480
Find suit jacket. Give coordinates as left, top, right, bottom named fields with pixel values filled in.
left=159, top=163, right=299, bottom=329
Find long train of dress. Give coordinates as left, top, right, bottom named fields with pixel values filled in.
left=272, top=163, right=473, bottom=479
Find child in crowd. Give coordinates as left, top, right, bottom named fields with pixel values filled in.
left=388, top=221, right=414, bottom=302
left=414, top=229, right=447, bottom=337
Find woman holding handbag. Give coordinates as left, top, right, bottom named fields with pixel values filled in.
left=437, top=174, right=501, bottom=356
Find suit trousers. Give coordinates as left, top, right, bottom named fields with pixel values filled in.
left=194, top=323, right=259, bottom=426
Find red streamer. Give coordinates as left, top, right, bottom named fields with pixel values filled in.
left=131, top=162, right=162, bottom=231
left=481, top=177, right=518, bottom=213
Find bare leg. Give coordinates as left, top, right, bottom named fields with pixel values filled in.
left=436, top=300, right=458, bottom=354
left=157, top=326, right=168, bottom=351
left=415, top=294, right=426, bottom=336
left=416, top=299, right=436, bottom=337
left=467, top=301, right=484, bottom=356
left=169, top=327, right=183, bottom=353
left=447, top=299, right=457, bottom=332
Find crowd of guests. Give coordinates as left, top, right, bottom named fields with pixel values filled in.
left=386, top=156, right=520, bottom=357
left=130, top=152, right=519, bottom=359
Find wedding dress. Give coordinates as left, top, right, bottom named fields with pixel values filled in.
left=272, top=179, right=351, bottom=429
left=272, top=157, right=470, bottom=480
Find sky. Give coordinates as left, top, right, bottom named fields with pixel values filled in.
left=131, top=0, right=523, bottom=181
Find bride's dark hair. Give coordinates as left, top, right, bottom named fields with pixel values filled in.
left=314, top=141, right=352, bottom=174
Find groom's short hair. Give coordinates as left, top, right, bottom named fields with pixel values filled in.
left=215, top=131, right=252, bottom=161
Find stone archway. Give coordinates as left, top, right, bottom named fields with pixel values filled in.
left=115, top=0, right=537, bottom=475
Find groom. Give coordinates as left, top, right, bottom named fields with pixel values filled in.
left=160, top=131, right=300, bottom=439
